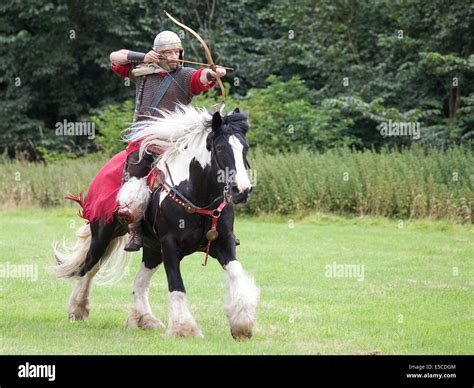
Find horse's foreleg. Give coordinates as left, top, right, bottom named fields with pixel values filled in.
left=161, top=238, right=203, bottom=338
left=223, top=260, right=260, bottom=340
left=215, top=237, right=260, bottom=340
left=126, top=247, right=165, bottom=330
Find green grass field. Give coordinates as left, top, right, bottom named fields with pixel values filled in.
left=0, top=208, right=472, bottom=355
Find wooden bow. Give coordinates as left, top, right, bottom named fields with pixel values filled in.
left=164, top=11, right=226, bottom=102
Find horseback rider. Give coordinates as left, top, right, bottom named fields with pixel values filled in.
left=110, top=31, right=226, bottom=251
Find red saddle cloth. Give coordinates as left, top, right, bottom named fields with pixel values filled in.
left=68, top=141, right=160, bottom=224
left=80, top=150, right=128, bottom=224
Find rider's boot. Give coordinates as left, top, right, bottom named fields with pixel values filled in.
left=124, top=221, right=143, bottom=252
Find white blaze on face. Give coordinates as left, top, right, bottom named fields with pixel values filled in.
left=229, top=135, right=252, bottom=193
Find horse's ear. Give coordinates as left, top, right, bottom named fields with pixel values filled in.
left=233, top=107, right=240, bottom=114
left=212, top=111, right=222, bottom=133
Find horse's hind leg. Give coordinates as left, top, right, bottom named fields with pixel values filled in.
left=68, top=263, right=100, bottom=322
left=126, top=246, right=165, bottom=329
left=68, top=219, right=118, bottom=322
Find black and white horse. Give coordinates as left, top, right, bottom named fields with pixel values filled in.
left=51, top=105, right=260, bottom=340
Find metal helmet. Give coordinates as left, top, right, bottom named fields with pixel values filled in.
left=153, top=31, right=184, bottom=71
left=153, top=31, right=183, bottom=55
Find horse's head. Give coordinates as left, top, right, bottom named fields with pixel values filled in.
left=206, top=108, right=252, bottom=204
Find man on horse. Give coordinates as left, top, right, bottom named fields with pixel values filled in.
left=109, top=30, right=227, bottom=251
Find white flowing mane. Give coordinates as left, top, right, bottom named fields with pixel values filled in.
left=124, top=104, right=213, bottom=171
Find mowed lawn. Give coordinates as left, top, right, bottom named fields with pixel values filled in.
left=0, top=208, right=472, bottom=355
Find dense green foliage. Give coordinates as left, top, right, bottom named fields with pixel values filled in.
left=1, top=147, right=471, bottom=222
left=1, top=1, right=473, bottom=159
left=92, top=100, right=134, bottom=156
left=243, top=146, right=472, bottom=222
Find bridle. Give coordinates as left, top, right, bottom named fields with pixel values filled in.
left=210, top=130, right=251, bottom=173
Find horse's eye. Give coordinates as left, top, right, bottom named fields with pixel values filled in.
left=216, top=145, right=224, bottom=152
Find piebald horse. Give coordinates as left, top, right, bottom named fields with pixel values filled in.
left=51, top=105, right=260, bottom=340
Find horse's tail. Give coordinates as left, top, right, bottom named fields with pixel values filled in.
left=49, top=194, right=131, bottom=283
left=49, top=223, right=92, bottom=279
left=49, top=223, right=131, bottom=283
left=93, top=235, right=131, bottom=286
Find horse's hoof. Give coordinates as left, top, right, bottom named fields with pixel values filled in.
left=138, top=314, right=165, bottom=330
left=166, top=322, right=204, bottom=338
left=231, top=328, right=252, bottom=341
left=68, top=309, right=89, bottom=322
left=126, top=310, right=165, bottom=330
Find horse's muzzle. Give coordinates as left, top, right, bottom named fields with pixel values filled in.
left=230, top=186, right=252, bottom=204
